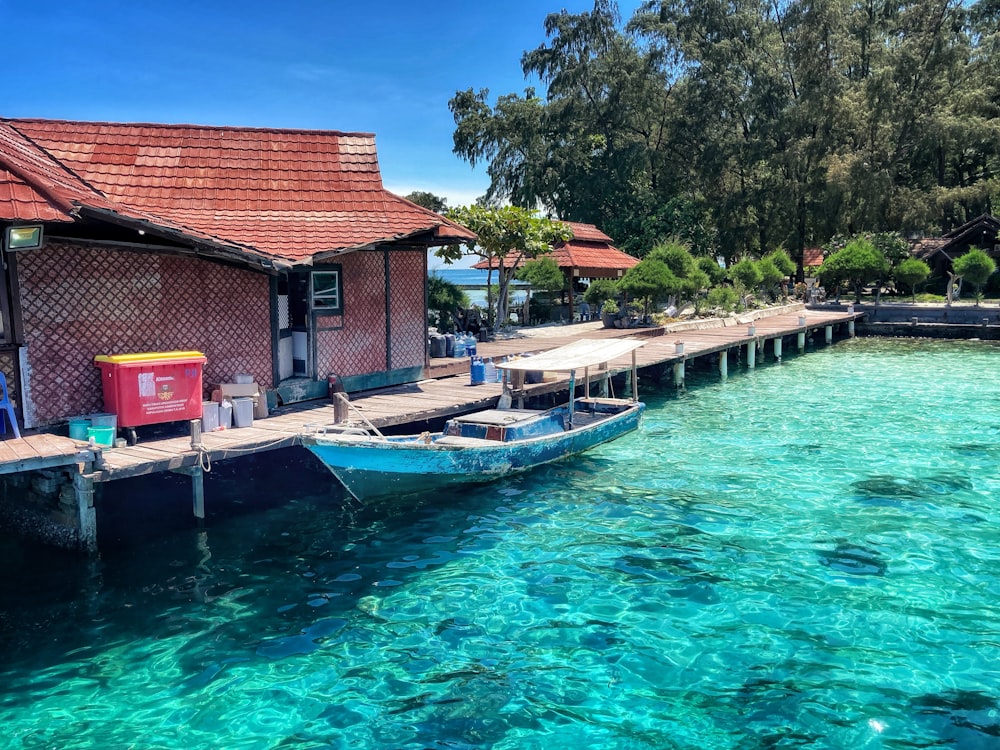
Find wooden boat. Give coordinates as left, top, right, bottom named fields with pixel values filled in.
left=301, top=339, right=647, bottom=501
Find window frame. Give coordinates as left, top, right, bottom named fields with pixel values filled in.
left=310, top=268, right=343, bottom=313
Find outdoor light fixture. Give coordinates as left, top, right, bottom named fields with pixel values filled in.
left=5, top=225, right=43, bottom=251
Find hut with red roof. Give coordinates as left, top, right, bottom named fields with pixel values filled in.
left=0, top=118, right=474, bottom=428
left=473, top=221, right=638, bottom=322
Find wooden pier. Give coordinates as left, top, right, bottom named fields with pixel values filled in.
left=0, top=304, right=861, bottom=551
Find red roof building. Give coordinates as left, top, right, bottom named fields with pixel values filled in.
left=473, top=221, right=638, bottom=320
left=0, top=118, right=474, bottom=428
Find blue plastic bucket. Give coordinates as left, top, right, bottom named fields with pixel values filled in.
left=69, top=418, right=91, bottom=441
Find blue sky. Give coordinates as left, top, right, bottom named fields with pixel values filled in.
left=2, top=0, right=641, bottom=208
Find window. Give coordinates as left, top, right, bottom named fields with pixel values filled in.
left=310, top=270, right=342, bottom=312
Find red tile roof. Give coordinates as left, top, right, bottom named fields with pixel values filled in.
left=474, top=221, right=638, bottom=277
left=802, top=247, right=824, bottom=267
left=0, top=118, right=474, bottom=264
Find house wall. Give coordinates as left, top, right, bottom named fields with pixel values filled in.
left=17, top=243, right=272, bottom=426
left=314, top=248, right=426, bottom=387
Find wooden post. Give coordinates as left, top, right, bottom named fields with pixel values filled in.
left=719, top=350, right=728, bottom=379
left=825, top=325, right=833, bottom=344
left=848, top=319, right=855, bottom=337
left=797, top=331, right=806, bottom=352
left=774, top=337, right=783, bottom=362
left=747, top=339, right=756, bottom=369
left=73, top=471, right=97, bottom=554
left=190, top=419, right=202, bottom=450
left=673, top=361, right=685, bottom=389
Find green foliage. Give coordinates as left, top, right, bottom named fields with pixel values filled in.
left=584, top=278, right=619, bottom=305
left=451, top=1, right=993, bottom=264
left=764, top=249, right=796, bottom=278
left=706, top=286, right=739, bottom=312
left=756, top=259, right=785, bottom=299
left=697, top=255, right=726, bottom=286
left=439, top=205, right=572, bottom=329
left=403, top=191, right=448, bottom=213
left=729, top=258, right=763, bottom=291
left=516, top=256, right=564, bottom=292
left=601, top=298, right=620, bottom=314
left=618, top=258, right=680, bottom=316
left=894, top=258, right=931, bottom=302
left=953, top=248, right=997, bottom=304
left=818, top=238, right=890, bottom=302
left=427, top=275, right=469, bottom=331
left=646, top=239, right=708, bottom=306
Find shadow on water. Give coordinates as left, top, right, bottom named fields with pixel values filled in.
left=909, top=690, right=1000, bottom=748
left=816, top=540, right=887, bottom=577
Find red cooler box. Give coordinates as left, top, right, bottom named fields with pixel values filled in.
left=94, top=351, right=207, bottom=428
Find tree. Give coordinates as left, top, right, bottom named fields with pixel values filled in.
left=617, top=257, right=680, bottom=318
left=952, top=248, right=997, bottom=305
left=817, top=238, right=890, bottom=303
left=427, top=275, right=469, bottom=332
left=583, top=278, right=619, bottom=305
left=729, top=258, right=763, bottom=309
left=646, top=239, right=709, bottom=309
left=516, top=256, right=565, bottom=293
left=404, top=191, right=448, bottom=213
left=439, top=205, right=572, bottom=330
left=894, top=258, right=931, bottom=301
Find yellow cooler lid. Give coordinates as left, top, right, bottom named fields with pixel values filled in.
left=94, top=350, right=206, bottom=365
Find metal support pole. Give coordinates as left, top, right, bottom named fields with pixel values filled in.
left=631, top=350, right=638, bottom=403
left=192, top=466, right=205, bottom=520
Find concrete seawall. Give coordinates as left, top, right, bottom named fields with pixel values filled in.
left=812, top=302, right=1000, bottom=340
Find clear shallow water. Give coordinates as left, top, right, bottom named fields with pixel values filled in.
left=3, top=337, right=1000, bottom=748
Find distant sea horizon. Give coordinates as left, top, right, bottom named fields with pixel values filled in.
left=430, top=268, right=529, bottom=306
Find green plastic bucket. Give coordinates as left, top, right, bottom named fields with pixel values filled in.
left=87, top=426, right=115, bottom=448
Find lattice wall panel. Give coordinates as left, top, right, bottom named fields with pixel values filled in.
left=316, top=251, right=387, bottom=378
left=19, top=244, right=272, bottom=425
left=388, top=249, right=426, bottom=369
left=0, top=349, right=18, bottom=412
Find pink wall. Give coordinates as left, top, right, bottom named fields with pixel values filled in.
left=314, top=248, right=426, bottom=379
left=18, top=243, right=272, bottom=425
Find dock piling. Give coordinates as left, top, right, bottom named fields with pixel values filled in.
left=747, top=340, right=756, bottom=369
left=719, top=351, right=728, bottom=379
left=73, top=471, right=97, bottom=553
left=774, top=337, right=783, bottom=362
left=825, top=325, right=833, bottom=344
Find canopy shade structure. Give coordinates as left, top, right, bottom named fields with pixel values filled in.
left=498, top=338, right=645, bottom=373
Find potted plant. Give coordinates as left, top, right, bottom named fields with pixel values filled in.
left=600, top=299, right=620, bottom=328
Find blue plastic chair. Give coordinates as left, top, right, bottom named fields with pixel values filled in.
left=0, top=372, right=21, bottom=439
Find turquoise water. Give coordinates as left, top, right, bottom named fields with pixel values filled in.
left=3, top=337, right=1000, bottom=748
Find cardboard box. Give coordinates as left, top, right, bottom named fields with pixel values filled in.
left=212, top=383, right=260, bottom=400
left=211, top=382, right=270, bottom=420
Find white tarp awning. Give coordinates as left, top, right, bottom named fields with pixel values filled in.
left=498, top=338, right=645, bottom=373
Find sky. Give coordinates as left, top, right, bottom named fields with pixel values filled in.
left=1, top=0, right=642, bottom=209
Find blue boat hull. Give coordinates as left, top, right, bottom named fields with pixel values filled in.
left=304, top=402, right=644, bottom=501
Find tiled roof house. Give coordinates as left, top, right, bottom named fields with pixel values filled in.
left=473, top=221, right=639, bottom=320
left=0, top=118, right=474, bottom=429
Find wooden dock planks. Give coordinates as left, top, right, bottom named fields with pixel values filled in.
left=0, top=307, right=861, bottom=483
